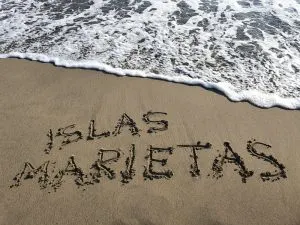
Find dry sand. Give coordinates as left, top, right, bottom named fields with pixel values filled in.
left=0, top=58, right=300, bottom=225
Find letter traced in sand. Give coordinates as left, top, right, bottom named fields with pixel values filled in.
left=210, top=142, right=254, bottom=183
left=120, top=144, right=136, bottom=184
left=50, top=156, right=92, bottom=191
left=44, top=129, right=53, bottom=154
left=112, top=113, right=141, bottom=136
left=87, top=120, right=110, bottom=140
left=142, top=111, right=168, bottom=133
left=10, top=161, right=50, bottom=189
left=55, top=124, right=83, bottom=150
left=91, top=149, right=121, bottom=180
left=143, top=146, right=174, bottom=180
left=178, top=141, right=212, bottom=177
left=247, top=140, right=287, bottom=182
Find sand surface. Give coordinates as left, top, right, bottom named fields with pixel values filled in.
left=0, top=58, right=300, bottom=225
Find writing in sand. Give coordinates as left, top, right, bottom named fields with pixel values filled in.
left=10, top=111, right=287, bottom=192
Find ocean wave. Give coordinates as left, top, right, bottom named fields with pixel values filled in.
left=0, top=0, right=300, bottom=109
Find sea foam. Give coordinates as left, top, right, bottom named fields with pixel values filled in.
left=0, top=0, right=300, bottom=109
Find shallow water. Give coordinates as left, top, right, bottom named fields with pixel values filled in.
left=1, top=0, right=300, bottom=108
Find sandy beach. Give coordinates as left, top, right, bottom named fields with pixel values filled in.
left=1, top=58, right=300, bottom=225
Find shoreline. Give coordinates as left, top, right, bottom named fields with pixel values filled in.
left=1, top=54, right=299, bottom=110
left=1, top=58, right=300, bottom=225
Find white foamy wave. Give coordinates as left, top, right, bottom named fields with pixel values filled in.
left=0, top=0, right=300, bottom=109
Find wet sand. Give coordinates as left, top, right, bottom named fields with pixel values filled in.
left=1, top=58, right=300, bottom=225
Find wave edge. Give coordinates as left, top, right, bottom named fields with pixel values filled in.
left=1, top=52, right=299, bottom=110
